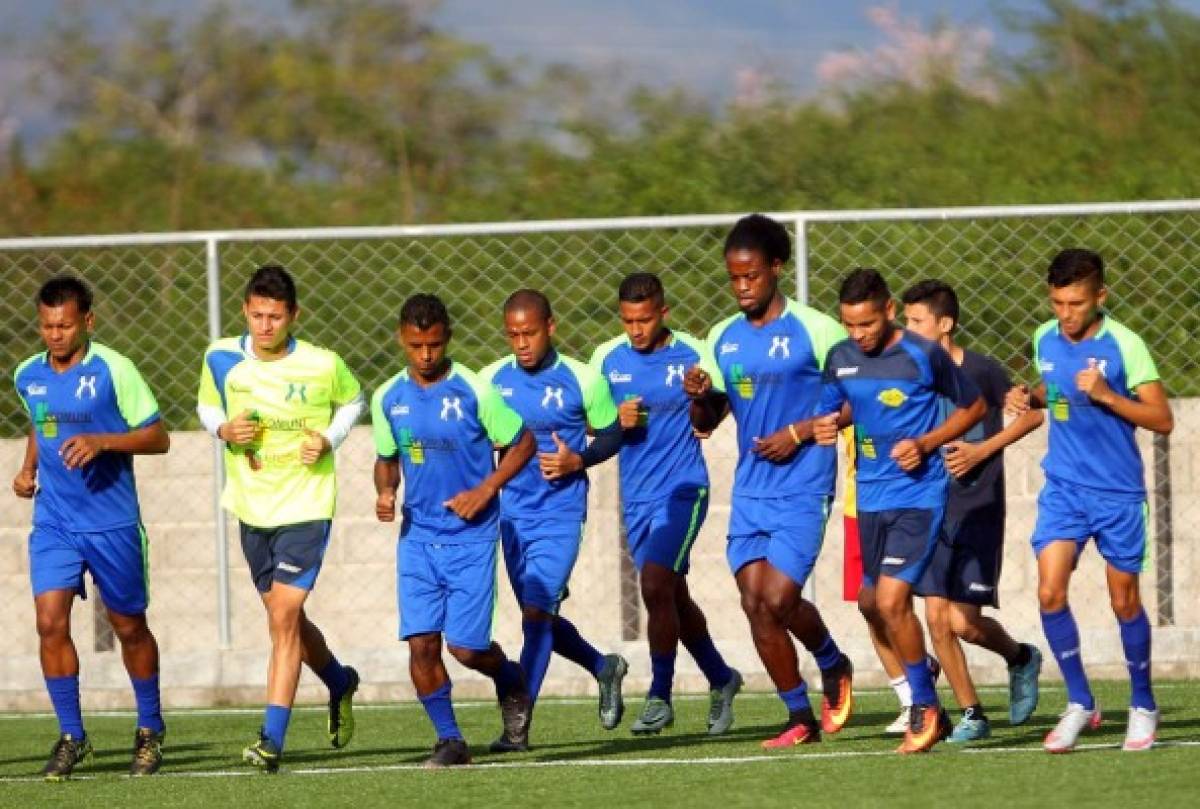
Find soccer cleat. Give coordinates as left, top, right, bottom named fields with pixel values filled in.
left=498, top=676, right=532, bottom=751
left=948, top=715, right=992, bottom=744
left=327, top=665, right=360, bottom=749
left=42, top=733, right=93, bottom=781
left=1007, top=644, right=1042, bottom=726
left=762, top=713, right=820, bottom=749
left=707, top=668, right=743, bottom=736
left=896, top=705, right=951, bottom=754
left=242, top=732, right=282, bottom=773
left=596, top=654, right=629, bottom=730
left=129, top=727, right=165, bottom=776
left=820, top=655, right=855, bottom=734
left=631, top=697, right=674, bottom=735
left=1043, top=701, right=1102, bottom=753
left=424, top=738, right=471, bottom=768
left=1121, top=706, right=1158, bottom=751
left=885, top=708, right=910, bottom=735
left=490, top=699, right=531, bottom=753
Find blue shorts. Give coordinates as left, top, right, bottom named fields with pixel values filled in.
left=240, top=520, right=331, bottom=594
left=500, top=517, right=582, bottom=614
left=859, top=506, right=943, bottom=588
left=726, top=494, right=831, bottom=588
left=399, top=535, right=497, bottom=651
left=915, top=503, right=1003, bottom=606
left=624, top=485, right=709, bottom=574
left=1031, top=477, right=1148, bottom=574
left=30, top=522, right=149, bottom=616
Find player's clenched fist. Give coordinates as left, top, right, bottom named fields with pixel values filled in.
left=813, top=413, right=840, bottom=446
left=1004, top=384, right=1030, bottom=417
left=444, top=484, right=496, bottom=521
left=683, top=365, right=712, bottom=399
left=300, top=428, right=330, bottom=465
left=617, top=396, right=643, bottom=430
left=220, top=409, right=259, bottom=445
left=890, top=438, right=925, bottom=472
left=376, top=490, right=396, bottom=522
left=1076, top=358, right=1113, bottom=405
left=12, top=467, right=36, bottom=498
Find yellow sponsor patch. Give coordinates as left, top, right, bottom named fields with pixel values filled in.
left=877, top=388, right=908, bottom=408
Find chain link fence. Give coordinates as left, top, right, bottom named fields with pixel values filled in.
left=1, top=201, right=1196, bottom=706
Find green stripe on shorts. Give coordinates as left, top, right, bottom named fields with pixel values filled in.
left=673, top=487, right=709, bottom=572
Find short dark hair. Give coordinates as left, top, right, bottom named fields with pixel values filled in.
left=724, top=214, right=791, bottom=266
left=38, top=275, right=93, bottom=313
left=839, top=268, right=892, bottom=308
left=400, top=293, right=451, bottom=331
left=503, top=288, right=552, bottom=321
left=245, top=265, right=298, bottom=311
left=1047, top=248, right=1105, bottom=289
left=618, top=272, right=665, bottom=307
left=901, top=279, right=959, bottom=330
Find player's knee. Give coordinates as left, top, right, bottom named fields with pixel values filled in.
left=1109, top=590, right=1141, bottom=622
left=110, top=615, right=151, bottom=646
left=35, top=610, right=70, bottom=642
left=925, top=605, right=952, bottom=643
left=1037, top=585, right=1067, bottom=613
left=266, top=606, right=303, bottom=638
left=949, top=610, right=983, bottom=643
left=446, top=644, right=482, bottom=668
left=640, top=577, right=675, bottom=612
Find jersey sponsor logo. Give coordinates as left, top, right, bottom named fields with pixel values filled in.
left=261, top=416, right=309, bottom=432
left=390, top=404, right=410, bottom=417
left=398, top=427, right=425, bottom=464
left=836, top=366, right=859, bottom=377
left=608, top=370, right=632, bottom=384
left=25, top=383, right=47, bottom=396
left=877, top=388, right=908, bottom=408
left=664, top=364, right=685, bottom=387
left=229, top=383, right=252, bottom=394
left=719, top=342, right=739, bottom=355
left=285, top=382, right=308, bottom=403
left=541, top=386, right=564, bottom=410
left=730, top=364, right=753, bottom=399
left=75, top=375, right=97, bottom=399
left=768, top=335, right=790, bottom=359
left=1046, top=382, right=1069, bottom=422
left=440, top=396, right=464, bottom=421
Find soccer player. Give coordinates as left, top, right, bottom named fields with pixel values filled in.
left=1005, top=249, right=1173, bottom=752
left=591, top=273, right=743, bottom=735
left=898, top=279, right=1045, bottom=741
left=196, top=266, right=364, bottom=773
left=12, top=276, right=170, bottom=780
left=480, top=289, right=627, bottom=750
left=372, top=293, right=537, bottom=768
left=813, top=268, right=985, bottom=754
left=686, top=214, right=855, bottom=748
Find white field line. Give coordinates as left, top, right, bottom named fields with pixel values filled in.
left=0, top=740, right=1197, bottom=784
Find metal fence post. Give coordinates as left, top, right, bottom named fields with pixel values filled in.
left=1153, top=433, right=1174, bottom=626
left=206, top=238, right=233, bottom=649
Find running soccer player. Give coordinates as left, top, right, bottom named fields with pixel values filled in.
left=1005, top=249, right=1173, bottom=753
left=13, top=276, right=170, bottom=780
left=372, top=293, right=536, bottom=768
left=196, top=266, right=364, bottom=773
left=591, top=272, right=743, bottom=735
left=813, top=268, right=985, bottom=754
left=686, top=214, right=855, bottom=748
left=481, top=289, right=627, bottom=750
left=899, top=279, right=1044, bottom=741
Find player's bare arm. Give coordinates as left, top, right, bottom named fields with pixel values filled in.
left=1077, top=374, right=1173, bottom=435
left=891, top=395, right=985, bottom=472
left=444, top=429, right=536, bottom=520
left=374, top=457, right=400, bottom=522
left=945, top=408, right=1044, bottom=479
left=12, top=428, right=38, bottom=498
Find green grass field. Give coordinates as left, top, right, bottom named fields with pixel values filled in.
left=1, top=680, right=1197, bottom=808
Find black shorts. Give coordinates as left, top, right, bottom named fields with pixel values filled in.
left=914, top=503, right=1004, bottom=607
left=239, top=520, right=332, bottom=594
left=859, top=506, right=943, bottom=588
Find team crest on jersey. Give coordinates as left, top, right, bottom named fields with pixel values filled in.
left=877, top=388, right=907, bottom=408
left=541, top=386, right=564, bottom=409
left=608, top=370, right=632, bottom=384
left=440, top=396, right=464, bottom=421
left=664, top=364, right=685, bottom=387
left=768, top=336, right=790, bottom=359
left=74, top=375, right=97, bottom=400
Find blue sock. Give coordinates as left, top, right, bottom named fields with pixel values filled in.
left=1119, top=609, right=1155, bottom=711
left=45, top=675, right=84, bottom=738
left=316, top=656, right=351, bottom=701
left=682, top=634, right=733, bottom=689
left=1041, top=607, right=1094, bottom=710
left=418, top=681, right=463, bottom=741
left=493, top=659, right=524, bottom=701
left=520, top=619, right=556, bottom=704
left=649, top=652, right=676, bottom=702
left=551, top=617, right=604, bottom=676
left=904, top=659, right=938, bottom=706
left=811, top=632, right=845, bottom=672
left=778, top=682, right=810, bottom=713
left=263, top=704, right=291, bottom=751
left=130, top=674, right=165, bottom=733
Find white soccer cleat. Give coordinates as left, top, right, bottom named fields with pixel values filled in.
left=885, top=707, right=910, bottom=735
left=1043, top=701, right=1101, bottom=753
left=1122, top=706, right=1158, bottom=751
